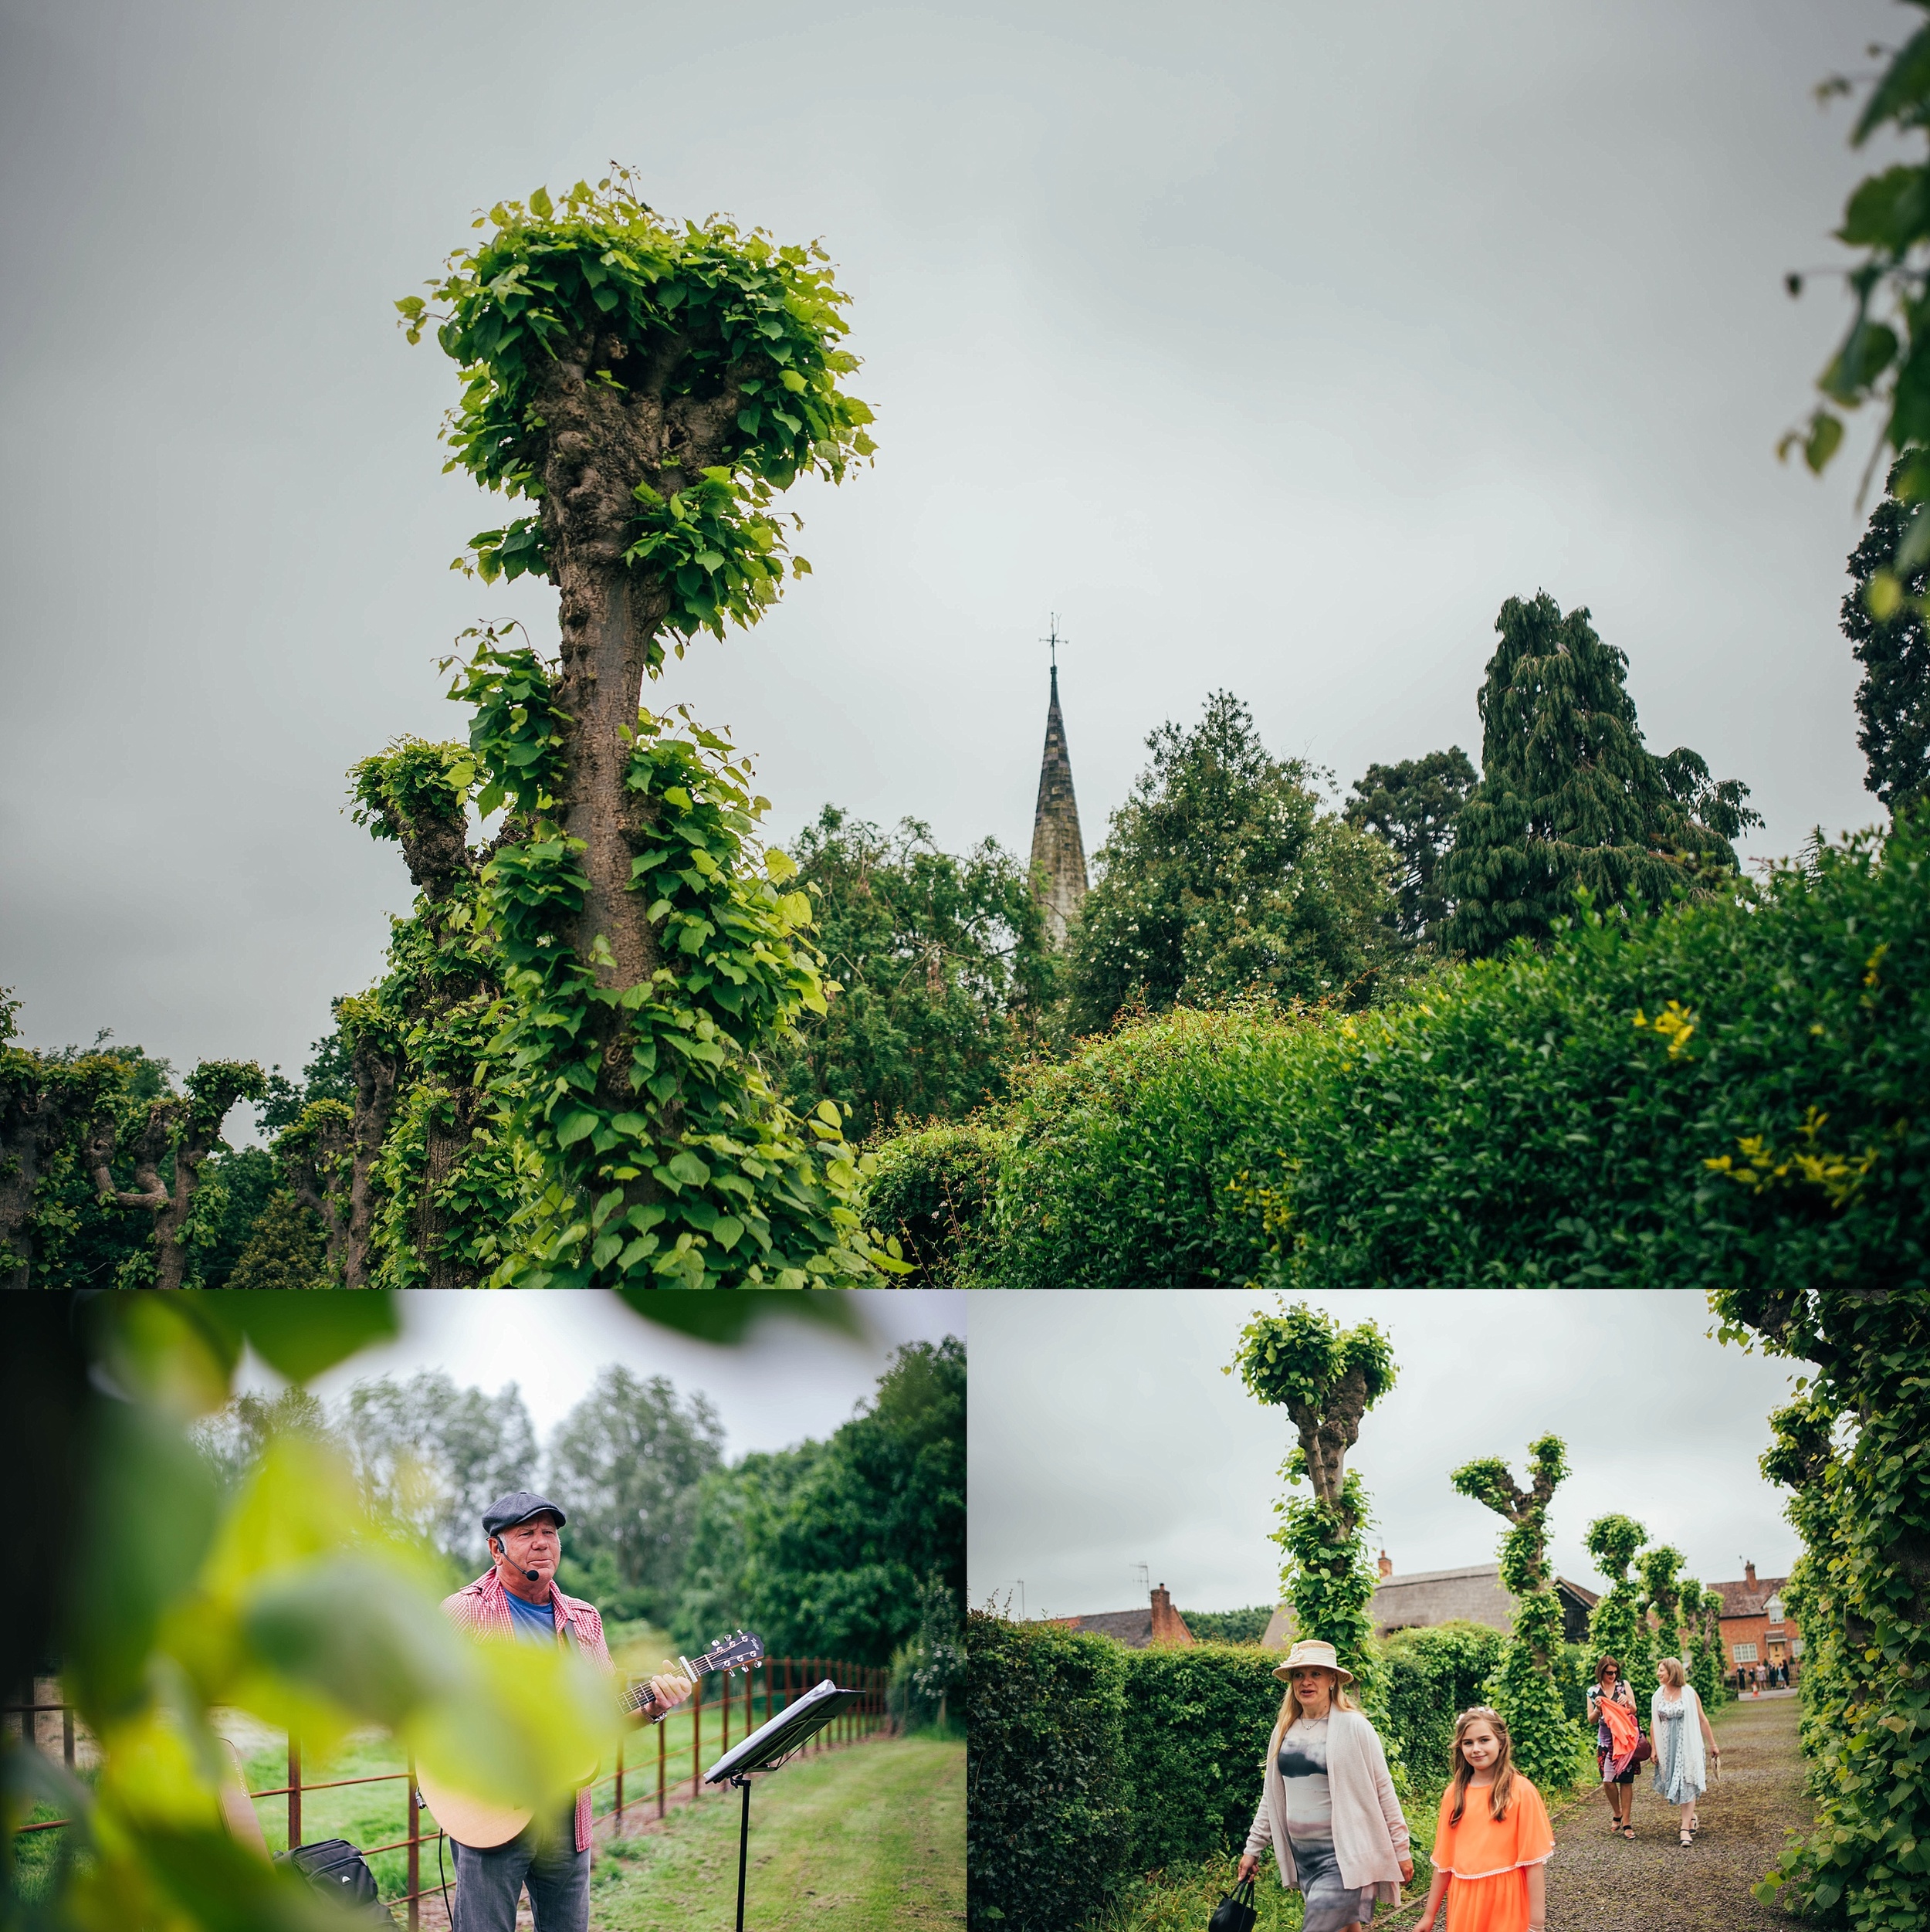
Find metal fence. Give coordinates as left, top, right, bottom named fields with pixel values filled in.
left=5, top=1657, right=891, bottom=1928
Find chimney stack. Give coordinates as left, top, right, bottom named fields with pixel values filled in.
left=1377, top=1551, right=1393, bottom=1581
left=1745, top=1561, right=1758, bottom=1589
left=1149, top=1583, right=1194, bottom=1646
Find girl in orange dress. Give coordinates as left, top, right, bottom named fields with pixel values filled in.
left=1413, top=1707, right=1554, bottom=1932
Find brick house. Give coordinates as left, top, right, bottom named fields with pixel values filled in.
left=1713, top=1561, right=1800, bottom=1681
left=1048, top=1582, right=1196, bottom=1648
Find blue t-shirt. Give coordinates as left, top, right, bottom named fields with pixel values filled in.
left=504, top=1588, right=560, bottom=1643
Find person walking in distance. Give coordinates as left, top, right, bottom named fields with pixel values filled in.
left=1413, top=1708, right=1553, bottom=1932
left=1235, top=1640, right=1413, bottom=1930
left=1586, top=1657, right=1643, bottom=1839
left=1651, top=1656, right=1719, bottom=1847
left=439, top=1491, right=693, bottom=1932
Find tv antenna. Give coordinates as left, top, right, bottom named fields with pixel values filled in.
left=1133, top=1562, right=1150, bottom=1596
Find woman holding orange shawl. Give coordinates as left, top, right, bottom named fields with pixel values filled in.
left=1585, top=1656, right=1644, bottom=1839
left=1413, top=1707, right=1553, bottom=1932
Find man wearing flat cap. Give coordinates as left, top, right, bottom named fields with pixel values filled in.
left=440, top=1490, right=693, bottom=1932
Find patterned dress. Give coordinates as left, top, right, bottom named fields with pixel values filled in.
left=1650, top=1686, right=1708, bottom=1807
left=1278, top=1717, right=1378, bottom=1930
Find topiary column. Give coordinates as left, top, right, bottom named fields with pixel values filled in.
left=1583, top=1513, right=1653, bottom=1694
left=1450, top=1435, right=1589, bottom=1794
left=1232, top=1300, right=1396, bottom=1696
left=403, top=177, right=902, bottom=1290
left=1637, top=1543, right=1687, bottom=1674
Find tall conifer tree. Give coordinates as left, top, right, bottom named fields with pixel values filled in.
left=1443, top=593, right=1759, bottom=957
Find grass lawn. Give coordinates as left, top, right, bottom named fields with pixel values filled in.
left=589, top=1733, right=963, bottom=1932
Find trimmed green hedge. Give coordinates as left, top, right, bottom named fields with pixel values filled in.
left=862, top=1120, right=1004, bottom=1286
left=967, top=1615, right=1542, bottom=1930
left=876, top=819, right=1928, bottom=1293
left=967, top=1613, right=1128, bottom=1932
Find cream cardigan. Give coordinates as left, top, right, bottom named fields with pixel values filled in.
left=1243, top=1707, right=1411, bottom=1907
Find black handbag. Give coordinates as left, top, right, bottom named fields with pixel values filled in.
left=276, top=1840, right=397, bottom=1925
left=1208, top=1876, right=1258, bottom=1932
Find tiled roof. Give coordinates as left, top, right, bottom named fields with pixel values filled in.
left=1048, top=1608, right=1154, bottom=1646
left=1712, top=1576, right=1789, bottom=1620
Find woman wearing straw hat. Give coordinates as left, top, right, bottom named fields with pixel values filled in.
left=1235, top=1639, right=1413, bottom=1931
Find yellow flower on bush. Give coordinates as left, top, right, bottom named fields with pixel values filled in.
left=1633, top=998, right=1698, bottom=1058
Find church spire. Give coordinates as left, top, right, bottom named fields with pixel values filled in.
left=1029, top=618, right=1088, bottom=947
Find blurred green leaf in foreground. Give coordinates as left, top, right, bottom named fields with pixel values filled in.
left=2, top=1288, right=856, bottom=1928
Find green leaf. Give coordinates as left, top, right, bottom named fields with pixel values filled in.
left=612, top=1287, right=866, bottom=1339
left=182, top=1291, right=400, bottom=1383
left=555, top=1110, right=600, bottom=1147
left=666, top=1151, right=712, bottom=1187
left=529, top=185, right=554, bottom=219
left=243, top=1554, right=466, bottom=1728
left=66, top=1399, right=220, bottom=1721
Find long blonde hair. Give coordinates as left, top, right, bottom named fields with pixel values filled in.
left=1445, top=1707, right=1519, bottom=1825
left=1657, top=1656, right=1687, bottom=1688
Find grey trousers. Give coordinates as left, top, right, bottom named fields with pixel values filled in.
left=449, top=1809, right=588, bottom=1932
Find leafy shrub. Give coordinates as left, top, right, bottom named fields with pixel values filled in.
left=1116, top=1645, right=1285, bottom=1875
left=1179, top=1606, right=1276, bottom=1645
left=1379, top=1622, right=1507, bottom=1778
left=979, top=1004, right=1302, bottom=1288
left=862, top=1120, right=1007, bottom=1285
left=967, top=1613, right=1128, bottom=1932
left=882, top=815, right=1927, bottom=1294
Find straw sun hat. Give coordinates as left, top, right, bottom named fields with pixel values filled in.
left=1271, top=1639, right=1356, bottom=1686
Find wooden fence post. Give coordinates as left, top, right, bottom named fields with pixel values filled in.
left=287, top=1737, right=301, bottom=1851
left=691, top=1673, right=702, bottom=1801
left=656, top=1703, right=665, bottom=1821
left=615, top=1733, right=625, bottom=1829
left=405, top=1752, right=420, bottom=1932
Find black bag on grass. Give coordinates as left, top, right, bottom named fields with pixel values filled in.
left=1207, top=1876, right=1257, bottom=1932
left=276, top=1839, right=397, bottom=1925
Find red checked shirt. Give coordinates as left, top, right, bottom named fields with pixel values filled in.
left=442, top=1568, right=615, bottom=1853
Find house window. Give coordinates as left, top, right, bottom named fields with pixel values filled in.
left=1733, top=1642, right=1758, bottom=1663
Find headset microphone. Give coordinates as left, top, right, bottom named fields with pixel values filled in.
left=493, top=1534, right=541, bottom=1584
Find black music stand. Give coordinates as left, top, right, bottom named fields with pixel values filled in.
left=703, top=1678, right=868, bottom=1932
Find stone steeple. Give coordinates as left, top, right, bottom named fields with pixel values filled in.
left=1029, top=657, right=1089, bottom=946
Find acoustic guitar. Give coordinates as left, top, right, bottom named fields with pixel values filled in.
left=417, top=1628, right=766, bottom=1848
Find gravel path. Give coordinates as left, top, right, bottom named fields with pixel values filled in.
left=1376, top=1692, right=1810, bottom=1932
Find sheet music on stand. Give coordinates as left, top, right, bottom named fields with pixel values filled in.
left=704, top=1677, right=870, bottom=1929
left=706, top=1677, right=866, bottom=1782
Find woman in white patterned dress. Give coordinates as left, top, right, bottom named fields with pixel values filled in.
left=1650, top=1656, right=1720, bottom=1847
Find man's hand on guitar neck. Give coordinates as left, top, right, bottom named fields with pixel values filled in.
left=632, top=1669, right=695, bottom=1727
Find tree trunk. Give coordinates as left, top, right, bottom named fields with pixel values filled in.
left=415, top=1081, right=483, bottom=1289
left=345, top=1035, right=398, bottom=1290
left=530, top=325, right=747, bottom=1211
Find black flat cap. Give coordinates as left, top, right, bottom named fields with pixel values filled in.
left=482, top=1490, right=568, bottom=1537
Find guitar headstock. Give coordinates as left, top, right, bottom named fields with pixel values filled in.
left=698, top=1628, right=765, bottom=1676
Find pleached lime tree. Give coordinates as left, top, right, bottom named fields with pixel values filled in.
left=1449, top=1435, right=1588, bottom=1793
left=1637, top=1542, right=1688, bottom=1670
left=401, top=175, right=906, bottom=1289
left=1583, top=1513, right=1652, bottom=1693
left=1232, top=1301, right=1396, bottom=1698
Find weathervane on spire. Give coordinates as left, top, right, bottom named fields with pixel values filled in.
left=1041, top=613, right=1065, bottom=672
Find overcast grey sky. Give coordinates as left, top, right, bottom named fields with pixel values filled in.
left=237, top=1287, right=964, bottom=1459
left=0, top=0, right=1906, bottom=1088
left=967, top=1290, right=1804, bottom=1619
